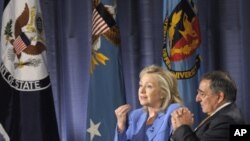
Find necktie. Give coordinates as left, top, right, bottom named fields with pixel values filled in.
left=194, top=115, right=211, bottom=132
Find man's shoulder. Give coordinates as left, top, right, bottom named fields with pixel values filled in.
left=216, top=103, right=245, bottom=124
left=212, top=112, right=244, bottom=125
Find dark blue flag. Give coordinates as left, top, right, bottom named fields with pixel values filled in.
left=0, top=0, right=60, bottom=140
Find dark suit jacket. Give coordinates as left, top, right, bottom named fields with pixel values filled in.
left=171, top=103, right=245, bottom=141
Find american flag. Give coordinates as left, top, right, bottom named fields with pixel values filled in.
left=92, top=2, right=116, bottom=36
left=13, top=32, right=30, bottom=54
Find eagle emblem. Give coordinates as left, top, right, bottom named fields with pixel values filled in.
left=91, top=0, right=120, bottom=73
left=4, top=3, right=46, bottom=69
left=1, top=1, right=51, bottom=91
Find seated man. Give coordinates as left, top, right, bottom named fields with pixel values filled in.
left=171, top=70, right=245, bottom=141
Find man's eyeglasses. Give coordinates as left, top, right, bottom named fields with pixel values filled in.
left=197, top=89, right=209, bottom=98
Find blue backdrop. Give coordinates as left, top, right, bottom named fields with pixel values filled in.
left=0, top=0, right=249, bottom=141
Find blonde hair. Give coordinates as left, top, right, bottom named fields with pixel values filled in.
left=139, top=65, right=183, bottom=111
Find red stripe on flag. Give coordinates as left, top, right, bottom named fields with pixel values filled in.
left=92, top=8, right=110, bottom=35
left=13, top=36, right=28, bottom=54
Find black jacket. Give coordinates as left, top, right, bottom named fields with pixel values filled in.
left=171, top=103, right=245, bottom=141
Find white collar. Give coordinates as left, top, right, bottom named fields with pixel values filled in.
left=209, top=102, right=232, bottom=116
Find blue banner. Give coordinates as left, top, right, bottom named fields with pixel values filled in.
left=162, top=0, right=203, bottom=126
left=86, top=0, right=126, bottom=141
